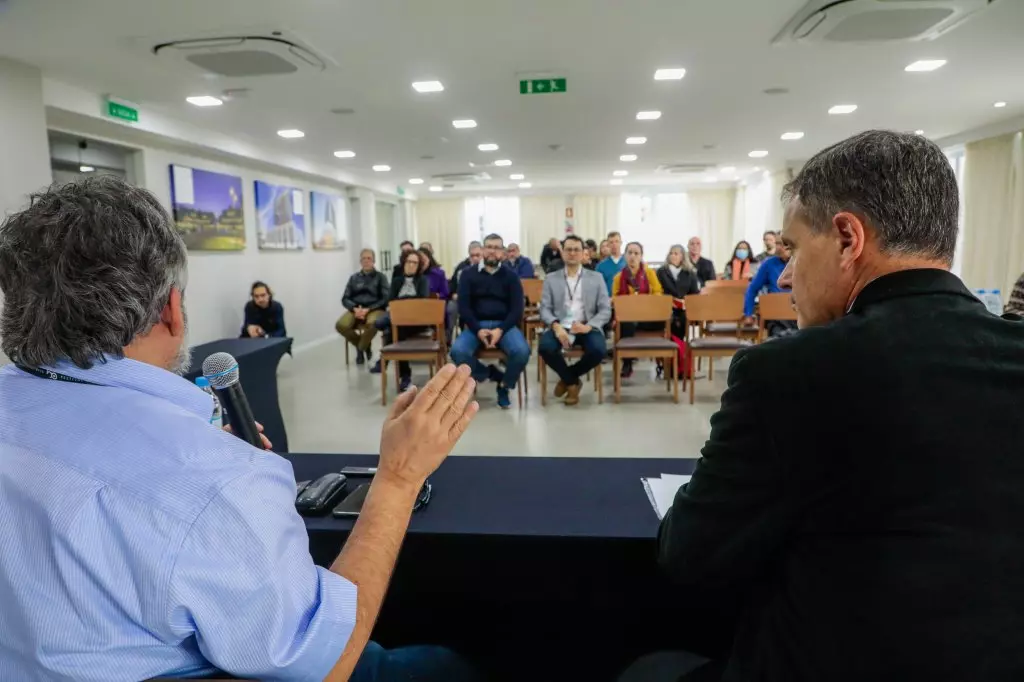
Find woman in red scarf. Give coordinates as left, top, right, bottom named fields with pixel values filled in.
left=612, top=241, right=664, bottom=378
left=723, top=240, right=755, bottom=280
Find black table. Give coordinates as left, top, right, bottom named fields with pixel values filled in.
left=187, top=337, right=292, bottom=453
left=288, top=454, right=701, bottom=682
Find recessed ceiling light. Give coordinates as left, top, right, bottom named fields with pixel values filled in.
left=719, top=166, right=736, bottom=173
left=79, top=165, right=95, bottom=172
left=429, top=185, right=443, bottom=192
left=613, top=170, right=629, bottom=177
left=408, top=178, right=424, bottom=185
left=905, top=59, right=946, bottom=72
left=914, top=130, right=925, bottom=135
left=452, top=119, right=477, bottom=129
left=654, top=67, right=686, bottom=81
left=372, top=165, right=391, bottom=172
left=828, top=104, right=857, bottom=115
left=333, top=150, right=356, bottom=158
left=620, top=154, right=638, bottom=162
left=780, top=131, right=804, bottom=140
left=625, top=136, right=647, bottom=145
left=610, top=179, right=624, bottom=185
left=748, top=150, right=769, bottom=158
left=412, top=80, right=444, bottom=93
left=518, top=182, right=532, bottom=189
left=494, top=159, right=512, bottom=166
left=752, top=166, right=761, bottom=172
left=277, top=129, right=305, bottom=139
left=478, top=143, right=499, bottom=151
left=186, top=95, right=223, bottom=107
left=636, top=110, right=662, bottom=120
left=704, top=177, right=718, bottom=183
left=994, top=101, right=1007, bottom=108
left=509, top=173, right=525, bottom=180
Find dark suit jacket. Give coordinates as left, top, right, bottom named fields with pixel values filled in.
left=659, top=269, right=1024, bottom=682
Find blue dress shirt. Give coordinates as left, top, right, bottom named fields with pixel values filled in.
left=744, top=255, right=791, bottom=316
left=0, top=357, right=357, bottom=681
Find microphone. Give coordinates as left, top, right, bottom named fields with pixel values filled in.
left=202, top=352, right=265, bottom=450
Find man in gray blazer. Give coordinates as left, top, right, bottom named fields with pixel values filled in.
left=539, top=235, right=612, bottom=405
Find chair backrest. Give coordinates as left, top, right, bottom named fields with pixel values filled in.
left=684, top=293, right=744, bottom=323
left=389, top=298, right=445, bottom=328
left=521, top=278, right=544, bottom=306
left=702, top=279, right=748, bottom=292
left=758, top=292, right=797, bottom=321
left=613, top=294, right=673, bottom=323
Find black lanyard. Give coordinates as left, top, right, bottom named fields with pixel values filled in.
left=15, top=363, right=99, bottom=386
left=565, top=273, right=582, bottom=303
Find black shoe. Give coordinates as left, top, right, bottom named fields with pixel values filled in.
left=355, top=349, right=366, bottom=365
left=369, top=358, right=382, bottom=374
left=487, top=364, right=504, bottom=383
left=399, top=376, right=412, bottom=392
left=620, top=360, right=634, bottom=379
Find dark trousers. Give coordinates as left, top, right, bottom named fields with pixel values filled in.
left=538, top=329, right=606, bottom=385
left=351, top=641, right=480, bottom=682
left=616, top=650, right=721, bottom=682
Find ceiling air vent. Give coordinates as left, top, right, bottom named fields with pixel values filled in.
left=153, top=32, right=327, bottom=76
left=658, top=164, right=713, bottom=175
left=432, top=172, right=492, bottom=184
left=773, top=0, right=999, bottom=44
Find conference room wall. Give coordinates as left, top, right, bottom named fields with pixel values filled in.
left=137, top=146, right=359, bottom=352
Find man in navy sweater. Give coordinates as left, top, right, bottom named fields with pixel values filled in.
left=451, top=233, right=530, bottom=409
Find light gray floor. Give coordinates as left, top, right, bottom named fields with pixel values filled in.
left=278, top=338, right=733, bottom=458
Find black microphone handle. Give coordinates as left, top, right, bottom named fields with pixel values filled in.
left=214, top=383, right=265, bottom=449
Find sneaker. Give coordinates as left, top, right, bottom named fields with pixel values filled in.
left=620, top=360, right=634, bottom=379
left=399, top=376, right=412, bottom=392
left=369, top=358, right=382, bottom=374
left=496, top=386, right=511, bottom=409
left=355, top=349, right=366, bottom=365
left=487, top=364, right=504, bottom=384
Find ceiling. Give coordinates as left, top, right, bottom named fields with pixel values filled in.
left=1, top=0, right=1022, bottom=195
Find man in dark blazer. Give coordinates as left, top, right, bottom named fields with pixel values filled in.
left=626, top=130, right=1024, bottom=682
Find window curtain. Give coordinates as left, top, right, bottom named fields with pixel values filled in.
left=520, top=195, right=564, bottom=263
left=573, top=194, right=621, bottom=243
left=413, top=198, right=465, bottom=275
left=686, top=188, right=737, bottom=272
left=961, top=131, right=1024, bottom=295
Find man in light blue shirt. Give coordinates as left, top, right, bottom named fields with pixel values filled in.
left=0, top=177, right=480, bottom=682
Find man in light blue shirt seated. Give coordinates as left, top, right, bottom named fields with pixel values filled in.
left=0, top=177, right=480, bottom=682
left=742, top=240, right=795, bottom=336
left=595, top=230, right=627, bottom=294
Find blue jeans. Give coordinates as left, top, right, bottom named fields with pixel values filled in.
left=537, top=328, right=606, bottom=385
left=450, top=321, right=531, bottom=390
left=351, top=641, right=480, bottom=682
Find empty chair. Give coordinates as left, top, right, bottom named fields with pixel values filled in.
left=684, top=293, right=754, bottom=404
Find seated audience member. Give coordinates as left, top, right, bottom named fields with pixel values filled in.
left=741, top=240, right=794, bottom=337
left=540, top=237, right=561, bottom=273
left=418, top=247, right=450, bottom=300
left=391, top=240, right=416, bottom=279
left=582, top=245, right=597, bottom=270
left=598, top=239, right=612, bottom=261
left=626, top=129, right=1024, bottom=682
left=240, top=281, right=287, bottom=338
left=585, top=238, right=599, bottom=256
left=451, top=233, right=530, bottom=409
left=379, top=250, right=430, bottom=390
left=1005, top=271, right=1024, bottom=316
left=336, top=248, right=389, bottom=365
left=723, top=240, right=755, bottom=280
left=596, top=230, right=627, bottom=294
left=612, top=241, right=664, bottom=378
left=754, top=230, right=777, bottom=262
left=449, top=241, right=482, bottom=293
left=504, top=242, right=536, bottom=278
left=656, top=244, right=700, bottom=340
left=0, top=176, right=480, bottom=682
left=538, top=235, right=612, bottom=405
left=419, top=241, right=433, bottom=252
left=687, top=237, right=717, bottom=287
left=448, top=242, right=483, bottom=336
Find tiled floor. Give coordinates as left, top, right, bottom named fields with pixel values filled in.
left=279, top=338, right=733, bottom=458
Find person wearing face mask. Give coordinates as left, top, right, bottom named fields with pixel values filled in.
left=656, top=245, right=701, bottom=340
left=612, top=241, right=664, bottom=378
left=723, top=241, right=755, bottom=280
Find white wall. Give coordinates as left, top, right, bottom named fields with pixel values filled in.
left=0, top=58, right=52, bottom=217
left=137, top=145, right=358, bottom=351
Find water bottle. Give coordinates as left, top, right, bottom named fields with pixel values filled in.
left=194, top=376, right=224, bottom=429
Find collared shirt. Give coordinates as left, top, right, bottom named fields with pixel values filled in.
left=0, top=357, right=357, bottom=681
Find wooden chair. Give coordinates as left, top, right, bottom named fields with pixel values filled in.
left=476, top=347, right=527, bottom=408
left=521, top=278, right=546, bottom=379
left=684, top=294, right=755, bottom=404
left=539, top=350, right=603, bottom=405
left=757, top=292, right=798, bottom=342
left=612, top=295, right=679, bottom=404
left=379, top=299, right=446, bottom=405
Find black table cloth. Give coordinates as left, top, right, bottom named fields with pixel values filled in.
left=186, top=337, right=292, bottom=453
left=286, top=453, right=702, bottom=682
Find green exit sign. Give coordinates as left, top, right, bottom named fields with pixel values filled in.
left=520, top=78, right=566, bottom=95
left=105, top=99, right=139, bottom=123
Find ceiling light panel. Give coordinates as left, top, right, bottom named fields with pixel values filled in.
left=654, top=68, right=686, bottom=80
left=372, top=165, right=391, bottom=172
left=412, top=80, right=444, bottom=93
left=478, top=143, right=499, bottom=151
left=408, top=178, right=424, bottom=185
left=333, top=150, right=355, bottom=158
left=905, top=59, right=946, bottom=72
left=828, top=104, right=858, bottom=115
left=186, top=95, right=223, bottom=107
left=277, top=129, right=304, bottom=138
left=452, top=119, right=477, bottom=129
left=625, top=137, right=647, bottom=145
left=748, top=150, right=768, bottom=158
left=429, top=186, right=443, bottom=192
left=518, top=182, right=532, bottom=189
left=780, top=132, right=804, bottom=140
left=509, top=173, right=525, bottom=180
left=620, top=154, right=638, bottom=162
left=613, top=170, right=628, bottom=177
left=994, top=101, right=1007, bottom=108
left=494, top=159, right=512, bottom=166
left=636, top=111, right=662, bottom=120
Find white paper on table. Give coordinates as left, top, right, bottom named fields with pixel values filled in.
left=641, top=474, right=692, bottom=520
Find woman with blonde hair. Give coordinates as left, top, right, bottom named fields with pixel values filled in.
left=656, top=244, right=700, bottom=340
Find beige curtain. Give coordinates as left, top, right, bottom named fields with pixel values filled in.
left=414, top=198, right=465, bottom=275
left=686, top=188, right=737, bottom=271
left=573, top=194, right=621, bottom=242
left=520, top=195, right=564, bottom=262
left=961, top=131, right=1024, bottom=295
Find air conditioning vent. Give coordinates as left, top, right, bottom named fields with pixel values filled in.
left=658, top=164, right=713, bottom=175
left=773, top=0, right=998, bottom=44
left=153, top=32, right=328, bottom=76
left=432, top=172, right=492, bottom=184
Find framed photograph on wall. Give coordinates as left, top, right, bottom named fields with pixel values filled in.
left=169, top=165, right=245, bottom=251
left=310, top=190, right=348, bottom=250
left=254, top=180, right=306, bottom=250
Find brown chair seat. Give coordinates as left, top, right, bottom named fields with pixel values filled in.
left=688, top=337, right=754, bottom=350
left=616, top=337, right=677, bottom=351
left=380, top=339, right=440, bottom=353
left=706, top=321, right=759, bottom=334
left=525, top=314, right=541, bottom=323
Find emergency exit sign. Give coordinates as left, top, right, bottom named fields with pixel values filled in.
left=519, top=78, right=567, bottom=94
left=105, top=98, right=139, bottom=123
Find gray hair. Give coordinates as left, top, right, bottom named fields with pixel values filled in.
left=467, top=240, right=481, bottom=252
left=667, top=244, right=695, bottom=272
left=0, top=176, right=188, bottom=369
left=782, top=130, right=958, bottom=264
